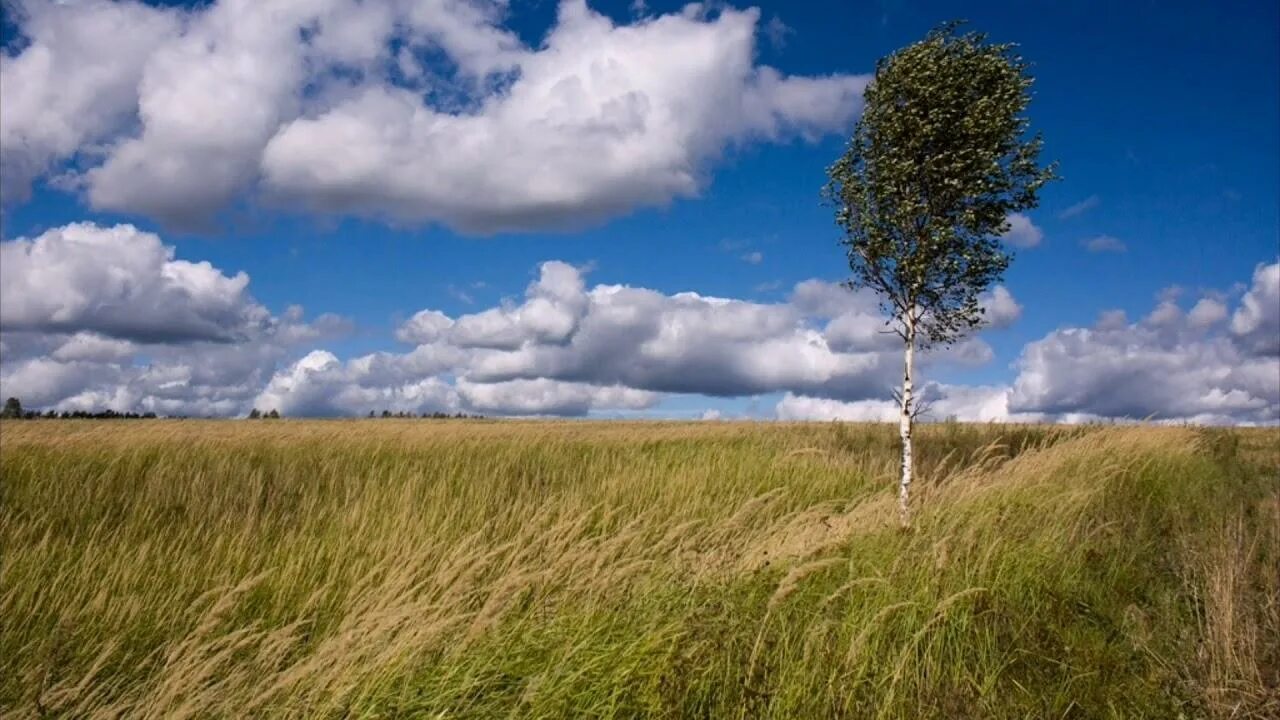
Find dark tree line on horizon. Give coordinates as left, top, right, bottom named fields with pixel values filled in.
left=2, top=397, right=159, bottom=420
left=2, top=397, right=486, bottom=421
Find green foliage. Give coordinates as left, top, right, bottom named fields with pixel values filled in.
left=1, top=397, right=22, bottom=419
left=826, top=22, right=1057, bottom=347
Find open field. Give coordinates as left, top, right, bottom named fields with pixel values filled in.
left=1, top=420, right=1277, bottom=718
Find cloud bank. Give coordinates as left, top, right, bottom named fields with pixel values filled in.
left=0, top=223, right=349, bottom=416
left=1, top=0, right=867, bottom=232
left=3, top=223, right=1274, bottom=423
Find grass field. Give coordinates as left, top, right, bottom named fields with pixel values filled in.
left=1, top=420, right=1277, bottom=718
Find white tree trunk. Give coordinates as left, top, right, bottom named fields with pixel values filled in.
left=898, top=323, right=915, bottom=528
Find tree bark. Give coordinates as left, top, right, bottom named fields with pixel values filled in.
left=898, top=318, right=915, bottom=528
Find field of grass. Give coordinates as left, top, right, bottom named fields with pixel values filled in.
left=1, top=419, right=1277, bottom=718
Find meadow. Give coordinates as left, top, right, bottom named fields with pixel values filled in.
left=1, top=419, right=1276, bottom=718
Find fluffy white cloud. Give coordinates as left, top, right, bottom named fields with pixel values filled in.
left=452, top=263, right=999, bottom=399
left=0, top=223, right=347, bottom=415
left=779, top=263, right=1280, bottom=426
left=250, top=349, right=461, bottom=417
left=5, top=225, right=1270, bottom=424
left=456, top=378, right=658, bottom=416
left=261, top=2, right=866, bottom=232
left=1230, top=261, right=1280, bottom=356
left=249, top=260, right=1008, bottom=416
left=0, top=0, right=180, bottom=201
left=776, top=384, right=1024, bottom=423
left=396, top=309, right=455, bottom=344
left=0, top=223, right=267, bottom=343
left=1001, top=212, right=1043, bottom=248
left=1006, top=266, right=1280, bottom=425
left=2, top=0, right=867, bottom=231
left=250, top=349, right=657, bottom=417
left=979, top=285, right=1022, bottom=329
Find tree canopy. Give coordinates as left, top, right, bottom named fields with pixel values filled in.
left=825, top=21, right=1056, bottom=347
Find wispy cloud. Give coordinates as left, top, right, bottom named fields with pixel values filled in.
left=1058, top=195, right=1099, bottom=220
left=448, top=285, right=475, bottom=304
left=1081, top=235, right=1127, bottom=253
left=741, top=251, right=764, bottom=265
left=763, top=16, right=793, bottom=51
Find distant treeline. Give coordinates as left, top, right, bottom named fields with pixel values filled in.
left=2, top=397, right=485, bottom=421
left=3, top=398, right=159, bottom=420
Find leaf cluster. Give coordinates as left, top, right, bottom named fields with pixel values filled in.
left=826, top=22, right=1057, bottom=347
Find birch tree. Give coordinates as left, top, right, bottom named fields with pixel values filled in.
left=825, top=23, right=1055, bottom=527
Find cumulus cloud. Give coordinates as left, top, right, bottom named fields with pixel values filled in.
left=449, top=263, right=994, bottom=399
left=456, top=378, right=657, bottom=416
left=0, top=223, right=347, bottom=416
left=1230, top=261, right=1280, bottom=356
left=5, top=225, right=1270, bottom=424
left=0, top=0, right=180, bottom=202
left=1007, top=264, right=1280, bottom=425
left=1001, top=212, right=1043, bottom=248
left=779, top=263, right=1280, bottom=426
left=979, top=285, right=1022, bottom=329
left=1, top=223, right=266, bottom=343
left=250, top=350, right=658, bottom=417
left=250, top=350, right=462, bottom=418
left=259, top=2, right=866, bottom=232
left=249, top=260, right=1008, bottom=416
left=776, top=384, right=1026, bottom=423
left=2, top=0, right=868, bottom=232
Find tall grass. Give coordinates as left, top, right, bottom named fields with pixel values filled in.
left=1, top=420, right=1276, bottom=718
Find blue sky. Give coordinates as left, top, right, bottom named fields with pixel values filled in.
left=1, top=0, right=1277, bottom=422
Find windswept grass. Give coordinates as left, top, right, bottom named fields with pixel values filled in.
left=1, top=420, right=1276, bottom=718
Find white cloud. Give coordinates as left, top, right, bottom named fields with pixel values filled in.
left=451, top=265, right=907, bottom=398
left=251, top=349, right=461, bottom=417
left=776, top=384, right=1025, bottom=423
left=0, top=222, right=347, bottom=416
left=1007, top=264, right=1280, bottom=424
left=1230, top=260, right=1280, bottom=356
left=1057, top=195, right=1099, bottom=220
left=776, top=393, right=897, bottom=422
left=5, top=227, right=1271, bottom=424
left=456, top=378, right=658, bottom=416
left=250, top=261, right=1006, bottom=416
left=0, top=0, right=180, bottom=202
left=762, top=16, right=793, bottom=51
left=0, top=223, right=265, bottom=343
left=396, top=310, right=455, bottom=344
left=979, top=285, right=1022, bottom=329
left=1187, top=297, right=1228, bottom=329
left=49, top=333, right=136, bottom=364
left=1082, top=235, right=1127, bottom=253
left=2, top=0, right=868, bottom=232
left=780, top=263, right=1280, bottom=426
left=261, top=3, right=866, bottom=232
left=1001, top=212, right=1043, bottom=248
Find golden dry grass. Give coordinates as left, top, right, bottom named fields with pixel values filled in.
left=1, top=419, right=1276, bottom=718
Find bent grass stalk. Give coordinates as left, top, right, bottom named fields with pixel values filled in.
left=0, top=420, right=1275, bottom=718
